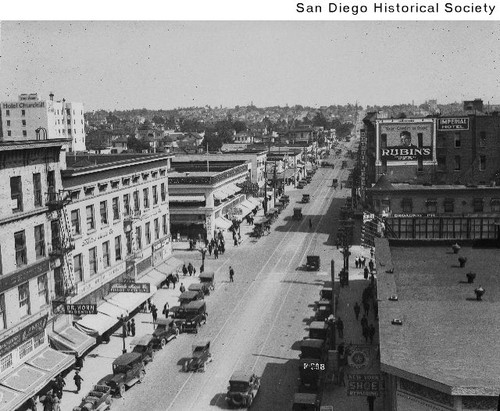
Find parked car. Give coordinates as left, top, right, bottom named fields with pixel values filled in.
left=306, top=256, right=320, bottom=271
left=297, top=181, right=306, bottom=189
left=199, top=271, right=216, bottom=291
left=319, top=287, right=332, bottom=301
left=292, top=392, right=321, bottom=410
left=308, top=321, right=330, bottom=342
left=300, top=339, right=327, bottom=362
left=299, top=359, right=325, bottom=393
left=97, top=352, right=145, bottom=397
left=183, top=340, right=212, bottom=372
left=172, top=300, right=207, bottom=333
left=188, top=282, right=210, bottom=296
left=73, top=385, right=113, bottom=411
left=130, top=334, right=156, bottom=365
left=314, top=301, right=332, bottom=322
left=178, top=290, right=204, bottom=305
left=293, top=207, right=303, bottom=221
left=152, top=318, right=179, bottom=348
left=302, top=194, right=310, bottom=204
left=225, top=370, right=261, bottom=408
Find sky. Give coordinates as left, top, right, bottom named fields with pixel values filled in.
left=1, top=21, right=499, bottom=111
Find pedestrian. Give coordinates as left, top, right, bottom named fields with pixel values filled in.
left=182, top=264, right=188, bottom=276
left=233, top=237, right=238, bottom=246
left=147, top=298, right=152, bottom=312
left=370, top=247, right=374, bottom=258
left=363, top=300, right=370, bottom=316
left=336, top=317, right=344, bottom=339
left=163, top=302, right=170, bottom=318
left=361, top=256, right=366, bottom=267
left=370, top=272, right=375, bottom=286
left=200, top=264, right=204, bottom=274
left=364, top=266, right=369, bottom=280
left=75, top=355, right=84, bottom=371
left=41, top=392, right=54, bottom=411
left=238, top=232, right=241, bottom=244
left=201, top=248, right=207, bottom=262
left=369, top=324, right=376, bottom=344
left=355, top=256, right=359, bottom=268
left=369, top=259, right=374, bottom=273
left=151, top=305, right=158, bottom=323
left=208, top=243, right=213, bottom=256
left=52, top=395, right=61, bottom=411
left=367, top=395, right=376, bottom=411
left=188, top=238, right=193, bottom=251
left=338, top=365, right=346, bottom=386
left=361, top=314, right=368, bottom=330
left=214, top=247, right=219, bottom=259
left=220, top=241, right=225, bottom=254
left=179, top=283, right=186, bottom=293
left=26, top=396, right=37, bottom=411
left=171, top=273, right=178, bottom=289
left=127, top=320, right=132, bottom=336
left=354, top=302, right=361, bottom=320
left=131, top=318, right=136, bottom=336
left=164, top=275, right=170, bottom=289
left=73, top=371, right=83, bottom=393
left=229, top=266, right=234, bottom=282
left=187, top=262, right=193, bottom=276
left=309, top=218, right=313, bottom=229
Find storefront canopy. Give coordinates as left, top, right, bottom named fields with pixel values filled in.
left=97, top=301, right=129, bottom=318
left=75, top=312, right=118, bottom=337
left=169, top=195, right=205, bottom=203
left=213, top=188, right=231, bottom=201
left=240, top=199, right=256, bottom=211
left=49, top=325, right=96, bottom=356
left=247, top=197, right=261, bottom=208
left=106, top=285, right=156, bottom=314
left=215, top=216, right=233, bottom=230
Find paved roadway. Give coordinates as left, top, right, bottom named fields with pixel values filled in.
left=116, top=151, right=353, bottom=411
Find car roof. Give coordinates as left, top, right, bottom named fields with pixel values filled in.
left=179, top=291, right=199, bottom=299
left=316, top=300, right=330, bottom=306
left=130, top=334, right=154, bottom=346
left=188, top=283, right=204, bottom=289
left=192, top=340, right=210, bottom=349
left=113, top=352, right=142, bottom=365
left=199, top=271, right=215, bottom=279
left=293, top=392, right=319, bottom=404
left=309, top=321, right=327, bottom=330
left=301, top=339, right=324, bottom=349
left=229, top=370, right=255, bottom=383
left=184, top=300, right=206, bottom=309
left=154, top=318, right=174, bottom=326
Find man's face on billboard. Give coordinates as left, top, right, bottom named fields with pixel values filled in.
left=400, top=132, right=411, bottom=146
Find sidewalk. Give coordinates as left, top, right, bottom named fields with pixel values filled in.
left=322, top=245, right=385, bottom=411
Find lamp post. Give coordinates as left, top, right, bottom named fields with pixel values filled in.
left=119, top=314, right=128, bottom=354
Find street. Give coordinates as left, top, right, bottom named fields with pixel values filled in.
left=114, top=154, right=351, bottom=411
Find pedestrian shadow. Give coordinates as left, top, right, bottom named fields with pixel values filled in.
left=209, top=393, right=233, bottom=409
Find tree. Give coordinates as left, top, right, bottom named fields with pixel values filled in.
left=127, top=136, right=150, bottom=152
left=233, top=121, right=247, bottom=134
left=313, top=112, right=328, bottom=128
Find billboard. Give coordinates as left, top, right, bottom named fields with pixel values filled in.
left=379, top=120, right=433, bottom=162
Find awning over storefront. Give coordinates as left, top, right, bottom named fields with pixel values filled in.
left=215, top=216, right=233, bottom=230
left=213, top=188, right=231, bottom=201
left=75, top=312, right=118, bottom=337
left=0, top=347, right=73, bottom=411
left=247, top=197, right=261, bottom=208
left=169, top=195, right=205, bottom=202
left=240, top=199, right=256, bottom=211
left=226, top=182, right=242, bottom=194
left=97, top=301, right=129, bottom=318
left=235, top=202, right=253, bottom=218
left=141, top=269, right=166, bottom=288
left=106, top=285, right=156, bottom=314
left=49, top=325, right=96, bottom=356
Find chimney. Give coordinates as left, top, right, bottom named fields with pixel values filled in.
left=49, top=92, right=54, bottom=101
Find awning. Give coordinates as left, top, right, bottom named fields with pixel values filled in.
left=240, top=199, right=256, bottom=211
left=213, top=188, right=231, bottom=201
left=227, top=182, right=242, bottom=194
left=0, top=347, right=73, bottom=411
left=49, top=325, right=96, bottom=356
left=215, top=216, right=233, bottom=230
left=247, top=197, right=261, bottom=208
left=234, top=202, right=253, bottom=218
left=97, top=301, right=129, bottom=318
left=141, top=269, right=166, bottom=288
left=169, top=195, right=205, bottom=202
left=75, top=312, right=118, bottom=337
left=106, top=285, right=156, bottom=314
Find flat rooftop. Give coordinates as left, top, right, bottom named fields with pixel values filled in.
left=377, top=239, right=500, bottom=395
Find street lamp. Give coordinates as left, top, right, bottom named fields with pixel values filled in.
left=119, top=314, right=128, bottom=354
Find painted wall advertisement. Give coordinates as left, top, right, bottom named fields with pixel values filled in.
left=379, top=121, right=433, bottom=161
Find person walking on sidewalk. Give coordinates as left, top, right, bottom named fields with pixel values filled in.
left=151, top=305, right=158, bottom=323
left=229, top=266, right=234, bottom=282
left=336, top=317, right=344, bottom=339
left=73, top=371, right=83, bottom=393
left=131, top=318, right=136, bottom=336
left=354, top=302, right=361, bottom=320
left=208, top=243, right=213, bottom=256
left=187, top=262, right=194, bottom=276
left=182, top=264, right=188, bottom=276
left=163, top=302, right=170, bottom=318
left=369, top=259, right=375, bottom=273
left=179, top=283, right=186, bottom=293
left=364, top=266, right=369, bottom=280
left=362, top=324, right=370, bottom=343
left=127, top=320, right=132, bottom=336
left=214, top=246, right=219, bottom=259
left=337, top=365, right=346, bottom=386
left=369, top=324, right=376, bottom=344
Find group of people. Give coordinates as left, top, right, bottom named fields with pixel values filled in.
left=182, top=262, right=197, bottom=276
left=208, top=236, right=225, bottom=259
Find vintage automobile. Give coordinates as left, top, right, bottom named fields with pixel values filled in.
left=130, top=334, right=156, bottom=365
left=225, top=370, right=261, bottom=408
left=314, top=300, right=333, bottom=322
left=188, top=282, right=210, bottom=296
left=252, top=218, right=271, bottom=238
left=73, top=384, right=113, bottom=411
left=308, top=321, right=330, bottom=342
left=97, top=352, right=145, bottom=397
left=300, top=339, right=327, bottom=362
left=305, top=176, right=312, bottom=184
left=293, top=207, right=303, bottom=221
left=297, top=181, right=306, bottom=189
left=319, top=287, right=333, bottom=301
left=292, top=392, right=321, bottom=411
left=183, top=340, right=212, bottom=372
left=302, top=194, right=310, bottom=204
left=172, top=300, right=208, bottom=333
left=332, top=178, right=338, bottom=188
left=178, top=290, right=204, bottom=305
left=299, top=358, right=325, bottom=393
left=306, top=255, right=320, bottom=271
left=199, top=271, right=216, bottom=291
left=152, top=318, right=179, bottom=347
left=341, top=160, right=348, bottom=169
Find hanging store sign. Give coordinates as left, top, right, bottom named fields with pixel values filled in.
left=0, top=315, right=48, bottom=357
left=63, top=304, right=98, bottom=315
left=110, top=282, right=150, bottom=293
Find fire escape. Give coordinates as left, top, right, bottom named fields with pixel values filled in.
left=46, top=188, right=76, bottom=304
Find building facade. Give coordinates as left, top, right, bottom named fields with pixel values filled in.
left=0, top=93, right=86, bottom=152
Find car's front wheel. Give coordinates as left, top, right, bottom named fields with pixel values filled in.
left=139, top=369, right=146, bottom=383
left=160, top=338, right=167, bottom=348
left=118, top=383, right=125, bottom=397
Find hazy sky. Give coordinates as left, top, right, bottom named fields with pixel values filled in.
left=1, top=21, right=499, bottom=111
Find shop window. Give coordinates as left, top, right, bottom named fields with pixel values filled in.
left=145, top=222, right=151, bottom=245
left=18, top=282, right=30, bottom=317
left=10, top=176, right=23, bottom=212
left=112, top=197, right=120, bottom=220
left=115, top=236, right=122, bottom=261
left=100, top=201, right=108, bottom=225
left=18, top=339, right=33, bottom=359
left=444, top=198, right=455, bottom=213
left=89, top=247, right=98, bottom=275
left=102, top=241, right=110, bottom=268
left=15, top=230, right=27, bottom=267
left=454, top=133, right=461, bottom=148
left=38, top=274, right=49, bottom=305
left=473, top=198, right=484, bottom=212
left=71, top=209, right=81, bottom=235
left=454, top=156, right=461, bottom=171
left=34, top=225, right=46, bottom=259
left=426, top=199, right=437, bottom=214
left=161, top=183, right=166, bottom=202
left=401, top=198, right=413, bottom=213
left=143, top=188, right=150, bottom=209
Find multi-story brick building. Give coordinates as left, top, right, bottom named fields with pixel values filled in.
left=0, top=93, right=86, bottom=152
left=0, top=139, right=77, bottom=410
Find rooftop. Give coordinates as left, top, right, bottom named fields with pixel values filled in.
left=377, top=238, right=500, bottom=395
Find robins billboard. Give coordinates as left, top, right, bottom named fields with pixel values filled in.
left=379, top=119, right=434, bottom=162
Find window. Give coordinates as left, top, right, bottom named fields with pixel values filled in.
left=10, top=176, right=23, bottom=212
left=5, top=110, right=9, bottom=116
left=162, top=214, right=168, bottom=235
left=71, top=209, right=81, bottom=235
left=380, top=133, right=387, bottom=148
left=479, top=131, right=486, bottom=147
left=126, top=232, right=132, bottom=255
left=401, top=198, right=413, bottom=213
left=102, top=241, right=110, bottom=268
left=473, top=198, right=484, bottom=212
left=123, top=194, right=130, bottom=215
left=491, top=199, right=500, bottom=212
left=426, top=199, right=437, bottom=214
left=1, top=354, right=12, bottom=372
left=47, top=170, right=55, bottom=191
left=143, top=188, right=150, bottom=209
left=34, top=225, right=45, bottom=259
left=100, top=201, right=108, bottom=225
left=479, top=155, right=486, bottom=171
left=7, top=131, right=11, bottom=137
left=454, top=156, right=461, bottom=171
left=18, top=282, right=30, bottom=317
left=145, top=222, right=151, bottom=245
left=154, top=218, right=160, bottom=240
left=6, top=120, right=10, bottom=127
left=22, top=119, right=26, bottom=126
left=89, top=247, right=98, bottom=275
left=74, top=254, right=83, bottom=282
left=161, top=183, right=166, bottom=202
left=33, top=173, right=42, bottom=207
left=21, top=109, right=25, bottom=116
left=454, top=133, right=461, bottom=148
left=86, top=205, right=95, bottom=231
left=14, top=231, right=27, bottom=267
left=136, top=227, right=142, bottom=250
left=115, top=236, right=122, bottom=261
left=19, top=340, right=33, bottom=359
left=112, top=197, right=120, bottom=220
left=22, top=130, right=27, bottom=137
left=444, top=198, right=455, bottom=213
left=133, top=191, right=140, bottom=211
left=0, top=294, right=6, bottom=330
left=38, top=274, right=49, bottom=305
left=153, top=186, right=158, bottom=205
left=68, top=129, right=71, bottom=135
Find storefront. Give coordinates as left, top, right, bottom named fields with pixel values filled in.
left=152, top=236, right=170, bottom=267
